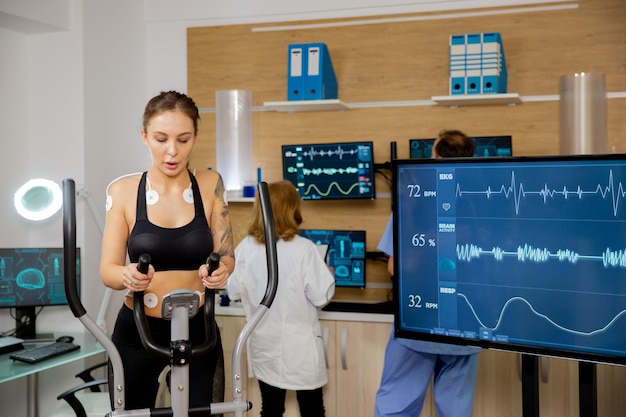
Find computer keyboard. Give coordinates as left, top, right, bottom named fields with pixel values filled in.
left=10, top=342, right=80, bottom=364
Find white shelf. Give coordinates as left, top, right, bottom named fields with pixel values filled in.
left=226, top=190, right=255, bottom=203
left=431, top=93, right=522, bottom=107
left=199, top=92, right=626, bottom=114
left=228, top=197, right=254, bottom=203
left=263, top=99, right=350, bottom=113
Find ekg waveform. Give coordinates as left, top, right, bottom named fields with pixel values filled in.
left=304, top=181, right=361, bottom=197
left=300, top=145, right=360, bottom=161
left=455, top=169, right=626, bottom=216
left=456, top=243, right=626, bottom=268
left=457, top=293, right=626, bottom=336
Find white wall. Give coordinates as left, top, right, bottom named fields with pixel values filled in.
left=0, top=1, right=146, bottom=415
left=82, top=0, right=148, bottom=337
left=0, top=1, right=86, bottom=415
left=0, top=2, right=84, bottom=327
left=0, top=26, right=29, bottom=247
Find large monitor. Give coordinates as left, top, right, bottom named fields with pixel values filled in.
left=282, top=141, right=376, bottom=200
left=0, top=247, right=80, bottom=339
left=393, top=154, right=626, bottom=365
left=409, top=135, right=513, bottom=159
left=299, top=229, right=366, bottom=288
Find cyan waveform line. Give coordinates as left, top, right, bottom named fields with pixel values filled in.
left=303, top=145, right=359, bottom=161
left=304, top=181, right=360, bottom=196
left=457, top=293, right=626, bottom=336
left=456, top=243, right=626, bottom=268
left=455, top=169, right=626, bottom=216
left=303, top=166, right=359, bottom=176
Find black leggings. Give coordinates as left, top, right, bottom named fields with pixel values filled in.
left=258, top=379, right=325, bottom=417
left=110, top=305, right=224, bottom=410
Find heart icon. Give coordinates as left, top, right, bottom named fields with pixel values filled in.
left=442, top=203, right=451, bottom=211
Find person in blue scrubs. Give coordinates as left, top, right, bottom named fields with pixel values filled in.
left=375, top=130, right=481, bottom=417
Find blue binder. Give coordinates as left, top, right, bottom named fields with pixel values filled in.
left=481, top=32, right=507, bottom=94
left=288, top=45, right=306, bottom=100
left=449, top=34, right=467, bottom=95
left=304, top=43, right=338, bottom=100
left=465, top=33, right=482, bottom=94
left=287, top=43, right=338, bottom=101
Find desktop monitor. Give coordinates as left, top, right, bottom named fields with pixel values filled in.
left=409, top=135, right=513, bottom=159
left=299, top=229, right=366, bottom=288
left=393, top=154, right=626, bottom=365
left=0, top=247, right=80, bottom=339
left=282, top=141, right=376, bottom=200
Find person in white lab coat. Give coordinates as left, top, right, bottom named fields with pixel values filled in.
left=228, top=180, right=335, bottom=417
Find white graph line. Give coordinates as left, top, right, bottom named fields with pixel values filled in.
left=456, top=169, right=626, bottom=216
left=457, top=293, right=626, bottom=337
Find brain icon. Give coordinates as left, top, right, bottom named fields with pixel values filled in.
left=16, top=268, right=45, bottom=290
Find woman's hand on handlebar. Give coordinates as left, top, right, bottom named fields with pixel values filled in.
left=122, top=262, right=154, bottom=292
left=199, top=261, right=230, bottom=289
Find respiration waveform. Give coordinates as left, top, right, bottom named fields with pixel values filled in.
left=455, top=169, right=626, bottom=216
left=456, top=243, right=626, bottom=268
left=301, top=145, right=360, bottom=161
left=304, top=181, right=360, bottom=197
left=457, top=293, right=626, bottom=336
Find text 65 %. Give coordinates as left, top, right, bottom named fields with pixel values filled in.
left=413, top=234, right=436, bottom=247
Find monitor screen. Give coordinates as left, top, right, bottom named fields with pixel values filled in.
left=393, top=154, right=626, bottom=365
left=0, top=247, right=80, bottom=308
left=409, top=135, right=513, bottom=159
left=299, top=229, right=366, bottom=288
left=0, top=247, right=80, bottom=339
left=282, top=141, right=376, bottom=200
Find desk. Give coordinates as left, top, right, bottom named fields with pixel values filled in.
left=0, top=332, right=105, bottom=417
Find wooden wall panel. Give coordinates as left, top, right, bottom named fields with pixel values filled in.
left=187, top=0, right=626, bottom=302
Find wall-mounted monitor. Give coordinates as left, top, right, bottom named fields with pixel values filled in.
left=409, top=135, right=513, bottom=159
left=299, top=229, right=366, bottom=288
left=393, top=154, right=626, bottom=365
left=0, top=247, right=81, bottom=339
left=282, top=141, right=376, bottom=200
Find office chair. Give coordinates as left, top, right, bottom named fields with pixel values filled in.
left=48, top=362, right=111, bottom=417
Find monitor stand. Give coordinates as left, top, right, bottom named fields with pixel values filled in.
left=15, top=306, right=55, bottom=342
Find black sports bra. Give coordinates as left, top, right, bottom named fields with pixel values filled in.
left=127, top=171, right=213, bottom=271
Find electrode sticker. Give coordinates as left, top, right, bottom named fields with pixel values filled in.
left=183, top=188, right=194, bottom=203
left=144, top=293, right=158, bottom=308
left=146, top=190, right=159, bottom=205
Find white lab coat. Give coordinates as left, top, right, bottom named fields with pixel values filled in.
left=227, top=235, right=335, bottom=390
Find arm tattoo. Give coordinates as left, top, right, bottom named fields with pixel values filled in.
left=214, top=175, right=230, bottom=215
left=211, top=175, right=235, bottom=259
left=218, top=224, right=234, bottom=259
left=214, top=175, right=226, bottom=200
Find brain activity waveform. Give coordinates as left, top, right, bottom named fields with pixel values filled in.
left=457, top=293, right=626, bottom=336
left=455, top=169, right=626, bottom=216
left=456, top=243, right=626, bottom=268
left=286, top=166, right=360, bottom=176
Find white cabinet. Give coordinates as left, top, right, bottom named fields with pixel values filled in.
left=217, top=311, right=392, bottom=417
left=325, top=320, right=391, bottom=417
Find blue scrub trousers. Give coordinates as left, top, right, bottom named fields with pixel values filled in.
left=374, top=335, right=479, bottom=417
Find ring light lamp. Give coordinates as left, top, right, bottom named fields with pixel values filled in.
left=14, top=178, right=63, bottom=221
